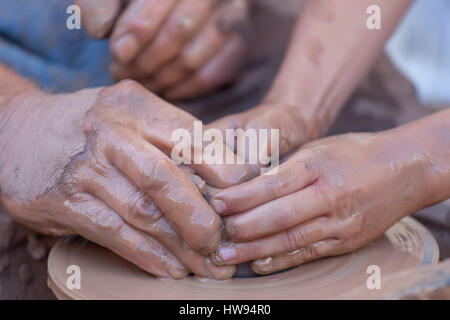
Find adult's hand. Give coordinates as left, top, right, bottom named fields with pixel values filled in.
left=0, top=79, right=253, bottom=279
left=77, top=0, right=251, bottom=100
left=210, top=114, right=450, bottom=274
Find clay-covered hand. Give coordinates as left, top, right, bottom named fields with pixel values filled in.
left=210, top=131, right=441, bottom=274
left=77, top=0, right=251, bottom=100
left=208, top=101, right=322, bottom=164
left=0, top=80, right=253, bottom=279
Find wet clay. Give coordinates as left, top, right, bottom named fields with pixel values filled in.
left=47, top=217, right=438, bottom=299
left=343, top=259, right=450, bottom=300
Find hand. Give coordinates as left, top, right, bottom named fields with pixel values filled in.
left=210, top=130, right=440, bottom=274
left=77, top=0, right=251, bottom=100
left=0, top=80, right=253, bottom=279
left=209, top=101, right=323, bottom=165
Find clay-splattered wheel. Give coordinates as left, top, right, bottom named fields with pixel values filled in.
left=48, top=216, right=438, bottom=299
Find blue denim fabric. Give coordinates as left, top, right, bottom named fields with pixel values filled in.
left=0, top=0, right=113, bottom=92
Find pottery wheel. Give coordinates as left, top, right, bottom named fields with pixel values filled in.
left=48, top=217, right=439, bottom=299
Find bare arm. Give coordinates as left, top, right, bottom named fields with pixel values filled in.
left=0, top=64, right=254, bottom=279
left=211, top=0, right=412, bottom=156
left=211, top=108, right=450, bottom=274
left=266, top=0, right=412, bottom=137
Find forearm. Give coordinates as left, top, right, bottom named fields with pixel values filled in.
left=394, top=109, right=450, bottom=208
left=265, top=0, right=411, bottom=138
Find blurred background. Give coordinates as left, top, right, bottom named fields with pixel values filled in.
left=387, top=0, right=450, bottom=107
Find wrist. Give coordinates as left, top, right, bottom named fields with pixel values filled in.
left=383, top=110, right=450, bottom=210
left=0, top=88, right=101, bottom=202
left=412, top=110, right=450, bottom=205
left=262, top=83, right=328, bottom=142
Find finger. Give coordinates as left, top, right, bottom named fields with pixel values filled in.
left=163, top=35, right=247, bottom=100
left=111, top=0, right=215, bottom=80
left=251, top=239, right=341, bottom=275
left=211, top=152, right=319, bottom=215
left=68, top=193, right=189, bottom=278
left=76, top=0, right=122, bottom=38
left=213, top=217, right=333, bottom=265
left=206, top=112, right=263, bottom=175
left=110, top=0, right=178, bottom=65
left=177, top=0, right=249, bottom=72
left=207, top=113, right=247, bottom=152
left=223, top=185, right=329, bottom=241
left=102, top=127, right=222, bottom=255
left=96, top=81, right=255, bottom=188
left=174, top=12, right=228, bottom=74
left=210, top=106, right=309, bottom=161
left=86, top=165, right=235, bottom=279
left=208, top=112, right=246, bottom=134
left=142, top=60, right=188, bottom=93
left=190, top=174, right=207, bottom=194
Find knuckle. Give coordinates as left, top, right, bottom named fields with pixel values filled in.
left=283, top=229, right=305, bottom=253
left=321, top=178, right=358, bottom=220
left=59, top=162, right=87, bottom=196
left=303, top=245, right=318, bottom=260
left=140, top=157, right=172, bottom=191
left=342, top=216, right=365, bottom=250
left=94, top=210, right=125, bottom=236
left=294, top=155, right=318, bottom=179
left=59, top=149, right=103, bottom=197
left=92, top=80, right=146, bottom=114
left=121, top=190, right=144, bottom=217
left=134, top=197, right=164, bottom=224
left=140, top=170, right=156, bottom=191
left=82, top=105, right=105, bottom=131
left=114, top=79, right=143, bottom=93
left=153, top=156, right=174, bottom=171
left=268, top=175, right=283, bottom=199
left=315, top=184, right=342, bottom=218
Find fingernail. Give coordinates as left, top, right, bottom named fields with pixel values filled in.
left=138, top=198, right=163, bottom=220
left=211, top=199, right=227, bottom=214
left=217, top=246, right=237, bottom=262
left=205, top=258, right=236, bottom=280
left=165, top=256, right=189, bottom=279
left=250, top=257, right=273, bottom=275
left=111, top=33, right=139, bottom=65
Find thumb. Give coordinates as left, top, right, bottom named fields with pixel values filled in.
left=76, top=0, right=123, bottom=38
